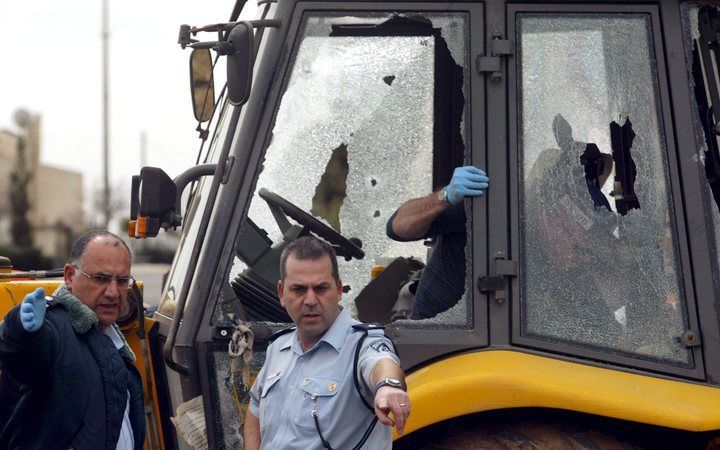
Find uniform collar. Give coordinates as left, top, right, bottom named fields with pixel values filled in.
left=284, top=307, right=351, bottom=354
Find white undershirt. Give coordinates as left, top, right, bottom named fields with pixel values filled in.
left=102, top=325, right=136, bottom=450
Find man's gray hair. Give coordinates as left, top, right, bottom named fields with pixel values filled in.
left=279, top=236, right=339, bottom=284
left=69, top=230, right=132, bottom=267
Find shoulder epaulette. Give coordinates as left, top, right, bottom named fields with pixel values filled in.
left=268, top=326, right=296, bottom=343
left=352, top=323, right=385, bottom=332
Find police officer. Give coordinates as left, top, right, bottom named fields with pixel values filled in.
left=244, top=236, right=410, bottom=450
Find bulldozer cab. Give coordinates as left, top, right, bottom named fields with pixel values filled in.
left=132, top=0, right=720, bottom=447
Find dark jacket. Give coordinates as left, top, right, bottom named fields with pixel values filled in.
left=0, top=286, right=145, bottom=450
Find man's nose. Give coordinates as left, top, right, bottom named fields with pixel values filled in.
left=303, top=289, right=318, bottom=306
left=104, top=279, right=121, bottom=299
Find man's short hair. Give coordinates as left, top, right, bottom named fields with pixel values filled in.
left=69, top=230, right=132, bottom=267
left=280, top=236, right=339, bottom=284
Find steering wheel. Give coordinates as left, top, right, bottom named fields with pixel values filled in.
left=258, top=188, right=364, bottom=260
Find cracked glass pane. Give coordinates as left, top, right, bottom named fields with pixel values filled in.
left=224, top=12, right=470, bottom=328
left=519, top=14, right=690, bottom=365
left=681, top=4, right=720, bottom=295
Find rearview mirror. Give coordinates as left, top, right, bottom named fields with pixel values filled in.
left=190, top=49, right=215, bottom=122
left=128, top=167, right=179, bottom=238
left=128, top=164, right=218, bottom=238
left=226, top=22, right=255, bottom=106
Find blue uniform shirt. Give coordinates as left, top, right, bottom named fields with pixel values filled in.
left=249, top=308, right=400, bottom=450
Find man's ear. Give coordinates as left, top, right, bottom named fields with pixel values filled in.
left=277, top=280, right=285, bottom=307
left=336, top=278, right=343, bottom=298
left=63, top=264, right=75, bottom=291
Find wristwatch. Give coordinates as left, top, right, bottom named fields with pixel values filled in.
left=374, top=377, right=404, bottom=393
left=436, top=187, right=451, bottom=205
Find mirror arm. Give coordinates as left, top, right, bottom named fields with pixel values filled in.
left=174, top=163, right=217, bottom=217
left=188, top=41, right=220, bottom=50
left=191, top=19, right=281, bottom=34
left=181, top=19, right=283, bottom=49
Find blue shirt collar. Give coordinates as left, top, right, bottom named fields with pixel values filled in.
left=283, top=307, right=351, bottom=354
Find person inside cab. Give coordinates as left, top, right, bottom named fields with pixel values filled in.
left=386, top=165, right=489, bottom=319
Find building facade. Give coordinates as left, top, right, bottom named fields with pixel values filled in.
left=0, top=113, right=84, bottom=264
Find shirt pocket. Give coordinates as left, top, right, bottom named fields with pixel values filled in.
left=296, top=376, right=341, bottom=430
left=259, top=372, right=283, bottom=424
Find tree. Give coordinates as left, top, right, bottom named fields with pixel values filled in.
left=10, top=135, right=33, bottom=247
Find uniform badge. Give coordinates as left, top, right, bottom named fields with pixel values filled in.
left=328, top=383, right=337, bottom=392
left=370, top=341, right=392, bottom=353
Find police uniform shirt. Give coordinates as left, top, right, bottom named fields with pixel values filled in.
left=249, top=308, right=400, bottom=450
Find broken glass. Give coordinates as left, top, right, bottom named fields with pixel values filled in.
left=519, top=14, right=690, bottom=365
left=681, top=3, right=720, bottom=295
left=207, top=349, right=267, bottom=449
left=226, top=12, right=470, bottom=325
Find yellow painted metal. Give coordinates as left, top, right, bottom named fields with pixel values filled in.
left=0, top=279, right=62, bottom=321
left=122, top=317, right=165, bottom=450
left=401, top=350, right=720, bottom=437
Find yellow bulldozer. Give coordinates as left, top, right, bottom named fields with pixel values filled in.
left=4, top=0, right=720, bottom=448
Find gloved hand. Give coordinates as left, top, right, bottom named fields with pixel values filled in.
left=446, top=166, right=489, bottom=206
left=20, top=287, right=46, bottom=332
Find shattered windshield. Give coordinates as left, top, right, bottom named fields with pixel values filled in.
left=219, top=12, right=471, bottom=328
left=518, top=14, right=691, bottom=365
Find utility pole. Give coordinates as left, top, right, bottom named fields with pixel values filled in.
left=101, top=0, right=111, bottom=228
left=140, top=130, right=147, bottom=167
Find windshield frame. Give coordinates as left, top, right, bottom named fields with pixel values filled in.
left=201, top=1, right=489, bottom=372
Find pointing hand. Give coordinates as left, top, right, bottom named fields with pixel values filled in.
left=20, top=287, right=47, bottom=332
left=446, top=166, right=489, bottom=206
left=374, top=386, right=411, bottom=435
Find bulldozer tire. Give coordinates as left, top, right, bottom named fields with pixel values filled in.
left=394, top=409, right=711, bottom=450
left=399, top=419, right=638, bottom=449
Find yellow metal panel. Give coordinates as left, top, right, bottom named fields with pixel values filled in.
left=123, top=317, right=165, bottom=450
left=402, top=350, right=720, bottom=436
left=0, top=280, right=63, bottom=320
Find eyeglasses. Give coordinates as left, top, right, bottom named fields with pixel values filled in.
left=73, top=266, right=135, bottom=290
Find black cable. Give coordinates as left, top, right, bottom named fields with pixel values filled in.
left=313, top=329, right=398, bottom=449
left=313, top=413, right=334, bottom=450
left=353, top=332, right=375, bottom=412
left=352, top=417, right=378, bottom=450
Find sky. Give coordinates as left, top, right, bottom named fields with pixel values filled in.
left=0, top=0, right=254, bottom=221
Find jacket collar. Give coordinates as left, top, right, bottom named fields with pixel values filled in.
left=51, top=285, right=136, bottom=362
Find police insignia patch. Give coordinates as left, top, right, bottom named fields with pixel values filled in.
left=370, top=341, right=391, bottom=353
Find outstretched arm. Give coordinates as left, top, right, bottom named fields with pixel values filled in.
left=0, top=288, right=54, bottom=381
left=370, top=358, right=411, bottom=435
left=389, top=192, right=450, bottom=241
left=388, top=166, right=489, bottom=241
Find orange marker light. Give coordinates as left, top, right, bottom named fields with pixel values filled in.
left=136, top=216, right=148, bottom=238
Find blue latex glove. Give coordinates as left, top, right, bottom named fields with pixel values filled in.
left=20, top=287, right=46, bottom=332
left=446, top=166, right=490, bottom=206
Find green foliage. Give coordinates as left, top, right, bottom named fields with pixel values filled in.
left=0, top=245, right=53, bottom=271
left=9, top=137, right=33, bottom=247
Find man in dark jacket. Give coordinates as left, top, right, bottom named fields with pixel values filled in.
left=0, top=230, right=145, bottom=450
